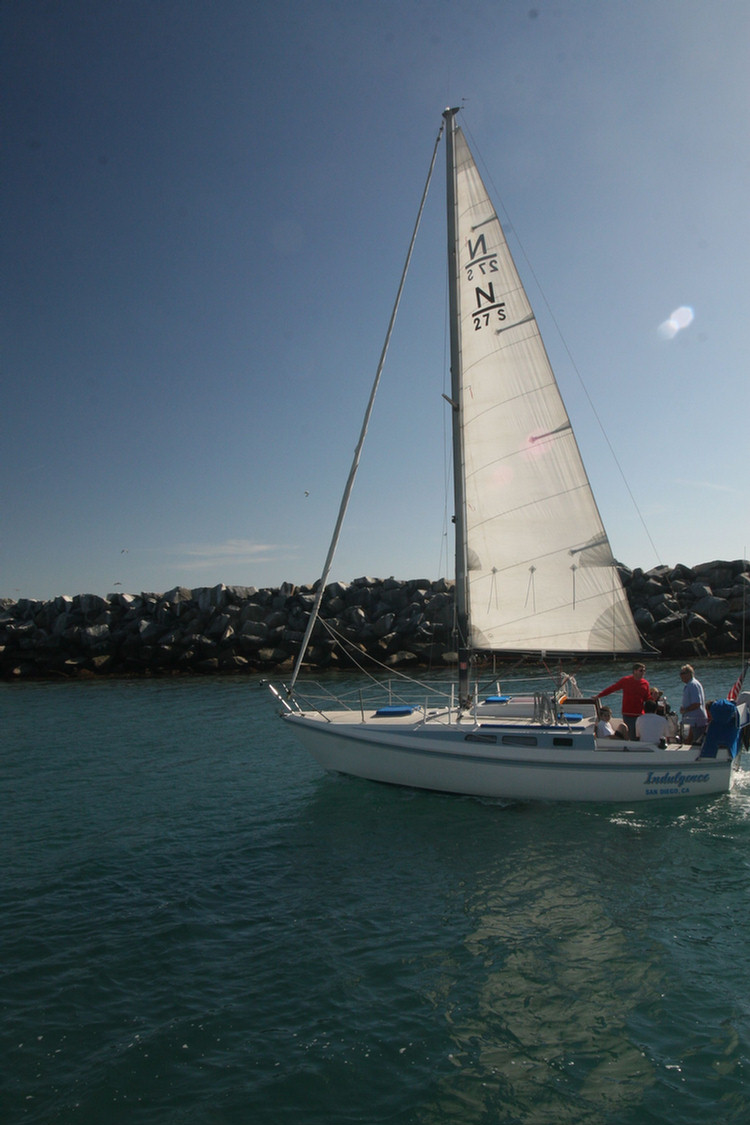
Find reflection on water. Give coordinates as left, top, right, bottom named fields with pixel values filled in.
left=407, top=791, right=750, bottom=1124
left=416, top=837, right=657, bottom=1122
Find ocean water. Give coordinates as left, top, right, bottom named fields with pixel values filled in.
left=3, top=660, right=750, bottom=1124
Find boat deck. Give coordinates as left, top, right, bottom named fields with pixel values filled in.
left=291, top=698, right=697, bottom=753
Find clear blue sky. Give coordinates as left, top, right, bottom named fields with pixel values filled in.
left=3, top=0, right=748, bottom=600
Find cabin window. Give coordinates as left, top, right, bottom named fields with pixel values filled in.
left=553, top=737, right=574, bottom=747
left=465, top=733, right=497, bottom=745
left=501, top=734, right=537, bottom=747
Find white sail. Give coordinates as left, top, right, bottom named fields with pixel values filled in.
left=453, top=128, right=640, bottom=654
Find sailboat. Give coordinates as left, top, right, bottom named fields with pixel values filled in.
left=269, top=109, right=749, bottom=802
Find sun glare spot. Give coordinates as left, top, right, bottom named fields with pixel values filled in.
left=658, top=305, right=694, bottom=339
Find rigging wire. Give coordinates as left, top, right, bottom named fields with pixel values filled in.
left=288, top=118, right=446, bottom=692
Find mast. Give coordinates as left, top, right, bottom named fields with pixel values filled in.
left=443, top=107, right=471, bottom=705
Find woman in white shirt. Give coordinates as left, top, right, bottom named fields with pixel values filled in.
left=596, top=706, right=616, bottom=738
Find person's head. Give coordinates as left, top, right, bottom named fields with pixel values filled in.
left=633, top=663, right=646, bottom=679
left=649, top=687, right=662, bottom=701
left=644, top=700, right=657, bottom=713
left=680, top=664, right=694, bottom=681
left=600, top=706, right=611, bottom=720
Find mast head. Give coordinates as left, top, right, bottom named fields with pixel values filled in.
left=443, top=106, right=461, bottom=122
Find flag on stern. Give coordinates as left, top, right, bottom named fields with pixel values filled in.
left=728, top=660, right=749, bottom=702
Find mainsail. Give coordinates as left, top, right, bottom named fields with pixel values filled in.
left=451, top=126, right=639, bottom=653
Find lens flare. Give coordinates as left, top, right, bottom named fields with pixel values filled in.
left=658, top=305, right=694, bottom=339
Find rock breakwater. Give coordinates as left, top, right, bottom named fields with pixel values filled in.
left=1, top=560, right=748, bottom=680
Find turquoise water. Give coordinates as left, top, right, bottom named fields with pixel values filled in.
left=3, top=661, right=750, bottom=1124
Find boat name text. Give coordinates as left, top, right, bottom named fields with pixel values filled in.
left=643, top=768, right=710, bottom=796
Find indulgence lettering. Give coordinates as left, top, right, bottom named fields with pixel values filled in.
left=644, top=769, right=710, bottom=787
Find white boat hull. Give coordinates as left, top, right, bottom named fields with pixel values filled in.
left=283, top=710, right=737, bottom=803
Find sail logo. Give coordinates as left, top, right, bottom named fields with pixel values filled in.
left=464, top=233, right=505, bottom=331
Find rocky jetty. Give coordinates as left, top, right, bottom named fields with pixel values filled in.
left=0, top=560, right=748, bottom=680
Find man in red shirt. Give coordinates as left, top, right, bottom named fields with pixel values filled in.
left=596, top=663, right=649, bottom=739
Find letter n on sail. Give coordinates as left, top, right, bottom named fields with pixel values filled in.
left=468, top=234, right=487, bottom=262
left=475, top=282, right=496, bottom=310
